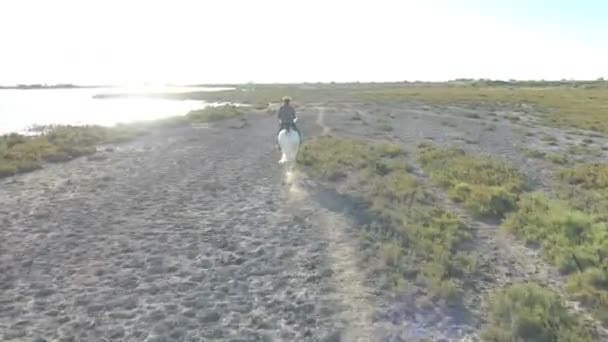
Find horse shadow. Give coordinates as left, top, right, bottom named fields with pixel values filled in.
left=309, top=187, right=372, bottom=227
left=307, top=186, right=478, bottom=338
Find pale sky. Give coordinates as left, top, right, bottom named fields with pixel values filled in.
left=1, top=0, right=606, bottom=85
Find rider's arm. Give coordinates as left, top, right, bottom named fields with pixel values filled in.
left=289, top=107, right=296, bottom=120
left=278, top=106, right=288, bottom=122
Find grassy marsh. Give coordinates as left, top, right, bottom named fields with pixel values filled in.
left=298, top=136, right=477, bottom=305
left=356, top=84, right=608, bottom=133
left=482, top=282, right=597, bottom=341
left=0, top=125, right=142, bottom=178
left=0, top=105, right=248, bottom=178
left=501, top=162, right=608, bottom=325
left=417, top=144, right=525, bottom=219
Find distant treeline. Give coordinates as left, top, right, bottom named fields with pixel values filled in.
left=3, top=79, right=607, bottom=90
left=446, top=78, right=608, bottom=87
left=189, top=78, right=608, bottom=88
left=0, top=84, right=102, bottom=90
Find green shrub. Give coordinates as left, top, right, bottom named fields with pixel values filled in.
left=418, top=144, right=524, bottom=218
left=297, top=137, right=375, bottom=181
left=545, top=152, right=569, bottom=165
left=503, top=193, right=608, bottom=324
left=298, top=137, right=476, bottom=304
left=482, top=283, right=596, bottom=341
left=556, top=163, right=608, bottom=220
left=560, top=164, right=608, bottom=189
left=0, top=163, right=18, bottom=177
left=0, top=125, right=141, bottom=178
left=186, top=104, right=245, bottom=122
left=521, top=147, right=546, bottom=159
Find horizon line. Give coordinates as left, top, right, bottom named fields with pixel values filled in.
left=1, top=77, right=607, bottom=88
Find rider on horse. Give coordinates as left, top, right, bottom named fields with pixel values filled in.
left=277, top=96, right=302, bottom=148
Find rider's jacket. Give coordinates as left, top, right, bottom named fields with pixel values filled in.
left=278, top=104, right=296, bottom=124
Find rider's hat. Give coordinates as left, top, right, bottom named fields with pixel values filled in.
left=282, top=96, right=292, bottom=103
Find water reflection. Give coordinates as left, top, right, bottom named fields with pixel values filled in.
left=0, top=86, right=230, bottom=134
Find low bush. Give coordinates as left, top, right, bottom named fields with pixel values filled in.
left=482, top=282, right=596, bottom=341
left=417, top=144, right=524, bottom=218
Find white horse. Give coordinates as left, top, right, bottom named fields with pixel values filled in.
left=277, top=117, right=301, bottom=172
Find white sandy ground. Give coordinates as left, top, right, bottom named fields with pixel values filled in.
left=2, top=101, right=608, bottom=341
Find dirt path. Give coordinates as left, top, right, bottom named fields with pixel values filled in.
left=315, top=107, right=332, bottom=136
left=0, top=112, right=376, bottom=341
left=286, top=107, right=378, bottom=341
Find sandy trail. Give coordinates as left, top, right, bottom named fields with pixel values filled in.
left=315, top=107, right=332, bottom=136
left=0, top=112, right=377, bottom=341
left=285, top=107, right=376, bottom=341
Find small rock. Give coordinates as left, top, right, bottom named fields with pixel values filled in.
left=199, top=311, right=221, bottom=323
left=33, top=211, right=51, bottom=219
left=107, top=326, right=125, bottom=339
left=305, top=275, right=320, bottom=283
left=3, top=329, right=26, bottom=340
left=250, top=315, right=271, bottom=329
left=146, top=335, right=169, bottom=342
left=321, top=268, right=334, bottom=278
left=234, top=304, right=252, bottom=314
left=109, top=311, right=136, bottom=319
left=148, top=310, right=166, bottom=322
left=202, top=329, right=224, bottom=339
left=301, top=303, right=315, bottom=314
left=86, top=303, right=106, bottom=314
left=197, top=259, right=213, bottom=269
left=87, top=154, right=108, bottom=162
left=34, top=288, right=55, bottom=298
left=322, top=331, right=342, bottom=342
left=188, top=273, right=206, bottom=282
left=152, top=322, right=170, bottom=335
left=32, top=336, right=47, bottom=342
left=182, top=309, right=196, bottom=318
left=57, top=316, right=70, bottom=324
left=45, top=310, right=59, bottom=317
left=169, top=328, right=186, bottom=340
left=318, top=306, right=335, bottom=317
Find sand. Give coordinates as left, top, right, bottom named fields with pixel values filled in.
left=2, top=101, right=608, bottom=341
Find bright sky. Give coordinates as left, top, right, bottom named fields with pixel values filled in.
left=1, top=0, right=607, bottom=85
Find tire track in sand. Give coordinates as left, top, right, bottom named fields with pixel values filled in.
left=286, top=106, right=375, bottom=341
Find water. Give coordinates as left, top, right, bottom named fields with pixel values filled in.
left=0, top=86, right=232, bottom=135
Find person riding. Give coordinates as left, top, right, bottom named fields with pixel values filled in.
left=277, top=96, right=302, bottom=146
